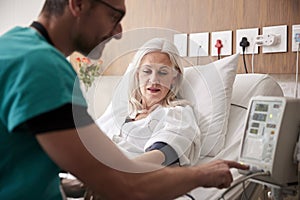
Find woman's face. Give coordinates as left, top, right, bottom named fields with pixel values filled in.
left=137, top=52, right=178, bottom=108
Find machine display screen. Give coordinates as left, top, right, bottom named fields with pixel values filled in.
left=250, top=128, right=258, bottom=134
left=255, top=103, right=269, bottom=112
left=253, top=113, right=267, bottom=122
left=252, top=122, right=260, bottom=128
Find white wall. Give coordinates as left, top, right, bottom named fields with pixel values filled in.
left=0, top=0, right=45, bottom=35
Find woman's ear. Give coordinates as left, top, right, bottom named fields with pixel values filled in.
left=171, top=76, right=177, bottom=86
left=135, top=68, right=139, bottom=80
left=172, top=67, right=180, bottom=85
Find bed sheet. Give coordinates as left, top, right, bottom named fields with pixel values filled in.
left=189, top=105, right=247, bottom=200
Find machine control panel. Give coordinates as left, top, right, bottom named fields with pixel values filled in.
left=239, top=96, right=300, bottom=185
left=240, top=100, right=282, bottom=170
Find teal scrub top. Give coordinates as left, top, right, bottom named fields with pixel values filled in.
left=0, top=26, right=86, bottom=200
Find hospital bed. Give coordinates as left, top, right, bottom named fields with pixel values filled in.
left=85, top=72, right=283, bottom=200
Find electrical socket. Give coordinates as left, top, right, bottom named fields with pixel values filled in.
left=236, top=28, right=259, bottom=54
left=262, top=25, right=287, bottom=53
left=255, top=34, right=281, bottom=46
left=211, top=30, right=232, bottom=56
left=292, top=25, right=300, bottom=52
left=173, top=33, right=188, bottom=57
left=189, top=32, right=209, bottom=57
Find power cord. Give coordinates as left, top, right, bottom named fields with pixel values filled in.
left=197, top=45, right=202, bottom=65
left=251, top=44, right=256, bottom=73
left=242, top=181, right=249, bottom=200
left=240, top=37, right=250, bottom=73
left=251, top=34, right=280, bottom=74
left=217, top=171, right=271, bottom=200
left=294, top=41, right=300, bottom=98
left=185, top=193, right=195, bottom=200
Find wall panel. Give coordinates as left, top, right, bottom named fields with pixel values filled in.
left=100, top=0, right=300, bottom=75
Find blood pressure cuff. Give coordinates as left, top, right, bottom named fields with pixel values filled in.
left=146, top=142, right=179, bottom=166
left=14, top=103, right=94, bottom=135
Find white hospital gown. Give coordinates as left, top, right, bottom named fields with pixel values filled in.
left=96, top=105, right=201, bottom=166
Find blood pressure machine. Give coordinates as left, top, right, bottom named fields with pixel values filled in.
left=238, top=96, right=300, bottom=187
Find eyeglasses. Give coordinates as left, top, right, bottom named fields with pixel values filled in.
left=94, top=0, right=125, bottom=25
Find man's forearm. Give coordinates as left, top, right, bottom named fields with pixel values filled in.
left=37, top=124, right=247, bottom=200
left=123, top=165, right=199, bottom=200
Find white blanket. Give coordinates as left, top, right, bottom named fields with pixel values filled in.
left=96, top=105, right=201, bottom=166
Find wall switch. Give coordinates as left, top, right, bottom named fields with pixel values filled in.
left=211, top=30, right=232, bottom=56
left=236, top=28, right=259, bottom=54
left=292, top=25, right=300, bottom=52
left=262, top=25, right=287, bottom=53
left=189, top=32, right=209, bottom=57
left=173, top=33, right=188, bottom=57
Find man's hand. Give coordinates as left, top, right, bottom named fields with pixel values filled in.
left=194, top=160, right=249, bottom=189
left=61, top=178, right=85, bottom=198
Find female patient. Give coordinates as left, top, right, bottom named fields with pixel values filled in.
left=96, top=38, right=201, bottom=167
left=62, top=38, right=201, bottom=199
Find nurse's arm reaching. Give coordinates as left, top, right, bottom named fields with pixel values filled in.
left=36, top=123, right=248, bottom=200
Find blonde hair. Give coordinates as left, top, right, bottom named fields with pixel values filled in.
left=128, top=38, right=189, bottom=117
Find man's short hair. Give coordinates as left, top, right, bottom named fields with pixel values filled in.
left=41, top=0, right=69, bottom=16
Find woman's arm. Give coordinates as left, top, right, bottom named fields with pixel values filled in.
left=144, top=105, right=201, bottom=166
left=133, top=149, right=165, bottom=165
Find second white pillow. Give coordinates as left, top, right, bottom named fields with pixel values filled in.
left=180, top=53, right=239, bottom=157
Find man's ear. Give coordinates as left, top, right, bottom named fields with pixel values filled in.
left=68, top=0, right=84, bottom=16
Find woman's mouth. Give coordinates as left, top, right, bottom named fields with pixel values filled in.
left=147, top=87, right=160, bottom=93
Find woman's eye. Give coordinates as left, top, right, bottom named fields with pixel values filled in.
left=158, top=71, right=168, bottom=76
left=142, top=70, right=151, bottom=74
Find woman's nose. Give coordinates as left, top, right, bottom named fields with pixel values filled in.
left=149, top=73, right=160, bottom=84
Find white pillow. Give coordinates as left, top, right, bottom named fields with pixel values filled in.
left=97, top=54, right=239, bottom=157
left=180, top=53, right=239, bottom=157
